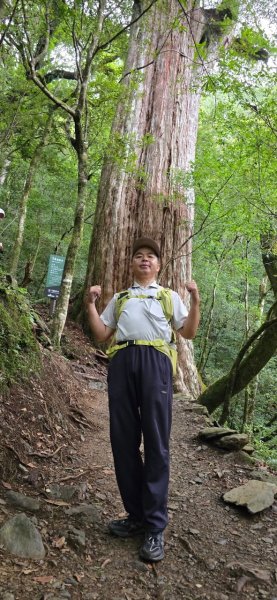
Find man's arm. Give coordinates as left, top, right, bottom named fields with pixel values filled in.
left=178, top=281, right=200, bottom=340
left=86, top=286, right=115, bottom=342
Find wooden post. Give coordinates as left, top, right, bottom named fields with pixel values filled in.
left=49, top=298, right=57, bottom=316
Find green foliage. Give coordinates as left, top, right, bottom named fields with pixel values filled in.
left=252, top=439, right=277, bottom=469
left=0, top=271, right=41, bottom=388
left=232, top=27, right=272, bottom=62
left=193, top=63, right=276, bottom=463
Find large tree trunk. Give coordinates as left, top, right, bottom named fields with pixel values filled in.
left=83, top=0, right=218, bottom=396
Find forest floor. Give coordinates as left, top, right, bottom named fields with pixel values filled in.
left=0, top=312, right=277, bottom=600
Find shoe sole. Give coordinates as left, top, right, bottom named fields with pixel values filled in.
left=139, top=549, right=164, bottom=562
left=108, top=526, right=145, bottom=538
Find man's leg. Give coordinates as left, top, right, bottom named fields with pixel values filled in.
left=138, top=347, right=173, bottom=532
left=108, top=348, right=144, bottom=523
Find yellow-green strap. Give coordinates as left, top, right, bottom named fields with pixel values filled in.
left=106, top=338, right=166, bottom=355
left=106, top=339, right=177, bottom=375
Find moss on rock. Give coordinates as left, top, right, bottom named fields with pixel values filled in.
left=0, top=271, right=41, bottom=388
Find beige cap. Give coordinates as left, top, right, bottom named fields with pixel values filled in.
left=132, top=237, right=160, bottom=258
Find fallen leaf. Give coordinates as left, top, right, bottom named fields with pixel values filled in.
left=1, top=481, right=12, bottom=490
left=22, top=568, right=39, bottom=575
left=33, top=575, right=54, bottom=584
left=95, top=492, right=106, bottom=500
left=227, top=562, right=272, bottom=584
left=244, top=567, right=272, bottom=583
left=101, top=559, right=111, bottom=568
left=44, top=499, right=70, bottom=506
left=74, top=572, right=85, bottom=582
left=52, top=536, right=66, bottom=549
left=237, top=575, right=252, bottom=592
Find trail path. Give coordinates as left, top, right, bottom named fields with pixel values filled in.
left=74, top=386, right=277, bottom=600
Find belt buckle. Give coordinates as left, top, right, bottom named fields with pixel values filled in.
left=126, top=340, right=135, bottom=346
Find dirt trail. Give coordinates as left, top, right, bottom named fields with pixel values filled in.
left=0, top=318, right=276, bottom=600
left=75, top=386, right=277, bottom=600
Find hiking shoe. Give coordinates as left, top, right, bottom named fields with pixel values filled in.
left=108, top=517, right=144, bottom=538
left=139, top=531, right=164, bottom=562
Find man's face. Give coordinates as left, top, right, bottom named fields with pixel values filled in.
left=132, top=246, right=160, bottom=280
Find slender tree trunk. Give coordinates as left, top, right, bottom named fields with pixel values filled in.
left=82, top=0, right=228, bottom=396
left=199, top=233, right=277, bottom=414
left=21, top=233, right=41, bottom=288
left=242, top=240, right=250, bottom=430
left=0, top=158, right=10, bottom=186
left=50, top=116, right=88, bottom=347
left=197, top=269, right=219, bottom=375
left=50, top=1, right=106, bottom=348
left=9, top=112, right=53, bottom=277
left=242, top=275, right=267, bottom=431
left=197, top=236, right=239, bottom=376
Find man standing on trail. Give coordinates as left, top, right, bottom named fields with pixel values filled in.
left=86, top=237, right=200, bottom=562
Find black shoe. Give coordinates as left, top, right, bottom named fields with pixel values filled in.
left=139, top=531, right=164, bottom=562
left=108, top=517, right=144, bottom=538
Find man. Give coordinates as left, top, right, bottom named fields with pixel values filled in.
left=87, top=237, right=200, bottom=562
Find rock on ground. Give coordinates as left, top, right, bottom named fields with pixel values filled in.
left=223, top=479, right=277, bottom=513
left=0, top=513, right=45, bottom=559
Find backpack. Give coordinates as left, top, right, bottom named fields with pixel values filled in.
left=115, top=287, right=174, bottom=323
left=106, top=287, right=178, bottom=375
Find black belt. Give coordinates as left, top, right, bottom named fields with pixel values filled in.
left=117, top=340, right=136, bottom=346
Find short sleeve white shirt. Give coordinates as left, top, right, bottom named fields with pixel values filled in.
left=100, top=282, right=188, bottom=345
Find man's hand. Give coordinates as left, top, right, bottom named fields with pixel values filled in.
left=185, top=280, right=200, bottom=303
left=87, top=285, right=101, bottom=304
left=85, top=285, right=114, bottom=342
left=178, top=280, right=200, bottom=339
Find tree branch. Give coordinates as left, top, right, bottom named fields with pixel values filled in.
left=43, top=69, right=78, bottom=83
left=0, top=0, right=20, bottom=49
left=93, top=0, right=158, bottom=57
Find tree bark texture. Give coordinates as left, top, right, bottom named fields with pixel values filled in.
left=84, top=0, right=210, bottom=396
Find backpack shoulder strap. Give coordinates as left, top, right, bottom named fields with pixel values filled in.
left=115, top=290, right=130, bottom=321
left=156, top=287, right=173, bottom=322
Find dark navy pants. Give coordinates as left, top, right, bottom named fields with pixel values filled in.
left=108, top=345, right=173, bottom=531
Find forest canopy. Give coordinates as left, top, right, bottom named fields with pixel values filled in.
left=0, top=0, right=276, bottom=465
